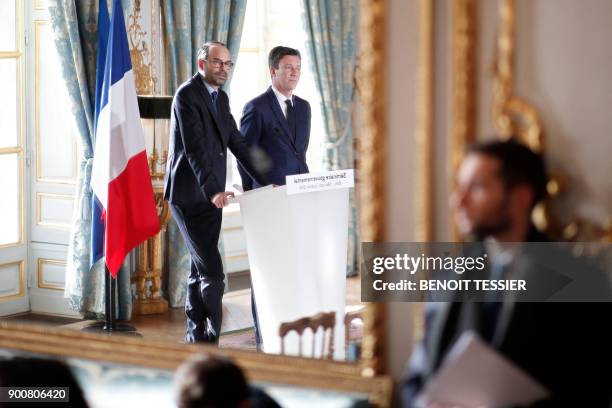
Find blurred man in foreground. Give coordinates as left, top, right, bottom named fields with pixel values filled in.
left=402, top=139, right=612, bottom=407
left=174, top=354, right=280, bottom=408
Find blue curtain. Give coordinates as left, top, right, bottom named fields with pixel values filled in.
left=160, top=0, right=247, bottom=307
left=161, top=0, right=247, bottom=92
left=49, top=0, right=132, bottom=320
left=301, top=0, right=359, bottom=276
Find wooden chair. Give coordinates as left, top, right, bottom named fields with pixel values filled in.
left=279, top=311, right=335, bottom=359
left=344, top=309, right=364, bottom=360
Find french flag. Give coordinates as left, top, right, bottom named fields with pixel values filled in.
left=90, top=0, right=109, bottom=269
left=91, top=0, right=160, bottom=277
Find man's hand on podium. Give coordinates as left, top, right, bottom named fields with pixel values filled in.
left=211, top=191, right=235, bottom=208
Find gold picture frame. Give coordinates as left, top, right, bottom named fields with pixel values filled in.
left=0, top=323, right=392, bottom=406
left=0, top=0, right=394, bottom=406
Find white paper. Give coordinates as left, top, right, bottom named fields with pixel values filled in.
left=417, top=331, right=550, bottom=408
left=286, top=169, right=354, bottom=195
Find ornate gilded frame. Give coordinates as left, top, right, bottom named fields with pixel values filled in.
left=0, top=0, right=393, bottom=406
left=450, top=0, right=611, bottom=241
left=415, top=0, right=434, bottom=243
left=450, top=0, right=478, bottom=240
left=358, top=0, right=388, bottom=379
left=0, top=323, right=392, bottom=406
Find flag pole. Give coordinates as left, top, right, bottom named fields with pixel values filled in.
left=82, top=264, right=140, bottom=335
left=83, top=0, right=156, bottom=337
left=103, top=265, right=115, bottom=331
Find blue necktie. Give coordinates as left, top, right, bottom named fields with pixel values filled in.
left=211, top=91, right=218, bottom=115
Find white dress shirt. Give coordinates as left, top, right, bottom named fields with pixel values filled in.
left=271, top=85, right=293, bottom=118
left=484, top=238, right=522, bottom=279
left=201, top=74, right=218, bottom=97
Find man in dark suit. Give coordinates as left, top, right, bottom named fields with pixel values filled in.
left=164, top=41, right=268, bottom=344
left=237, top=46, right=311, bottom=348
left=238, top=46, right=310, bottom=191
left=402, top=140, right=612, bottom=407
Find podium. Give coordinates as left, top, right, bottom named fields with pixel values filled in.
left=232, top=173, right=352, bottom=359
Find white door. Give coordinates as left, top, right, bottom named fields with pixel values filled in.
left=26, top=3, right=80, bottom=317
left=0, top=0, right=28, bottom=316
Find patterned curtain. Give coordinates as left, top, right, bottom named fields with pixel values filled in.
left=160, top=0, right=247, bottom=307
left=161, top=0, right=247, bottom=92
left=49, top=0, right=132, bottom=320
left=301, top=0, right=359, bottom=276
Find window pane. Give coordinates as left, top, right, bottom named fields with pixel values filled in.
left=230, top=52, right=265, bottom=116
left=228, top=51, right=265, bottom=190
left=240, top=0, right=258, bottom=49
left=0, top=0, right=16, bottom=52
left=0, top=153, right=20, bottom=245
left=35, top=1, right=48, bottom=10
left=0, top=58, right=18, bottom=149
left=38, top=22, right=77, bottom=182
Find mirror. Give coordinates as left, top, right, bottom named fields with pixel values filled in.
left=0, top=0, right=388, bottom=377
left=0, top=323, right=392, bottom=406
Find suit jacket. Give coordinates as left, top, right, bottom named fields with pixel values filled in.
left=402, top=230, right=612, bottom=407
left=237, top=86, right=310, bottom=191
left=164, top=74, right=267, bottom=207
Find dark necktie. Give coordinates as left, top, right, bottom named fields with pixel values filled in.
left=480, top=261, right=506, bottom=342
left=285, top=99, right=296, bottom=141
left=211, top=91, right=218, bottom=115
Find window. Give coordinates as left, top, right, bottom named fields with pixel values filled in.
left=30, top=3, right=79, bottom=246
left=226, top=0, right=326, bottom=194
left=24, top=1, right=79, bottom=317
left=0, top=0, right=27, bottom=316
left=0, top=0, right=22, bottom=247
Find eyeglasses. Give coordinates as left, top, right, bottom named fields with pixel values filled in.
left=208, top=58, right=235, bottom=70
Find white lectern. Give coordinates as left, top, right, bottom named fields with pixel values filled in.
left=232, top=172, right=352, bottom=360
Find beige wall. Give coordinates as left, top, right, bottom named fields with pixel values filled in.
left=385, top=0, right=418, bottom=244
left=384, top=0, right=419, bottom=384
left=477, top=0, right=612, bottom=226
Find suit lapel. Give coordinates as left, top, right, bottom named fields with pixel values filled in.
left=266, top=87, right=296, bottom=149
left=427, top=302, right=453, bottom=374
left=429, top=297, right=482, bottom=373
left=491, top=298, right=516, bottom=348
left=215, top=91, right=230, bottom=148
left=491, top=256, right=528, bottom=347
left=193, top=74, right=225, bottom=146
